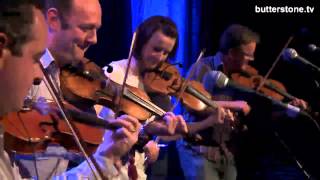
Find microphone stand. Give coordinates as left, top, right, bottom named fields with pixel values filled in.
left=272, top=130, right=315, bottom=180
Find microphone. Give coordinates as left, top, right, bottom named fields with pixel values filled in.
left=308, top=44, right=320, bottom=53
left=283, top=48, right=320, bottom=73
left=205, top=71, right=308, bottom=118
left=204, top=70, right=256, bottom=94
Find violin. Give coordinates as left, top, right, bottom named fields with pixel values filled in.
left=143, top=62, right=215, bottom=112
left=230, top=65, right=295, bottom=101
left=142, top=61, right=248, bottom=115
left=0, top=102, right=109, bottom=155
left=232, top=65, right=318, bottom=118
left=59, top=59, right=166, bottom=121
left=59, top=59, right=202, bottom=145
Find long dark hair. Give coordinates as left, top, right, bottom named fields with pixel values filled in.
left=133, top=15, right=179, bottom=60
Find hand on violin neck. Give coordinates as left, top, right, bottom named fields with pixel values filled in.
left=144, top=112, right=188, bottom=136
left=289, top=98, right=308, bottom=110
left=216, top=100, right=251, bottom=115
left=143, top=140, right=160, bottom=165
left=235, top=101, right=251, bottom=115
left=162, top=112, right=188, bottom=135
left=101, top=115, right=141, bottom=158
left=223, top=108, right=235, bottom=123
left=204, top=106, right=231, bottom=127
left=110, top=115, right=140, bottom=133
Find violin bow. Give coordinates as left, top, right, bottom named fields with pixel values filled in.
left=115, top=31, right=137, bottom=117
left=256, top=36, right=294, bottom=92
left=39, top=62, right=106, bottom=180
left=170, top=49, right=206, bottom=111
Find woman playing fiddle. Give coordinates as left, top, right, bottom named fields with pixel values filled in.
left=98, top=16, right=230, bottom=179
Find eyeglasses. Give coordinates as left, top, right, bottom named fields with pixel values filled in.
left=236, top=48, right=255, bottom=61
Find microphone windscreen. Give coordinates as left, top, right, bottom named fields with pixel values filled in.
left=283, top=48, right=298, bottom=61
left=308, top=44, right=318, bottom=52
left=202, top=71, right=228, bottom=94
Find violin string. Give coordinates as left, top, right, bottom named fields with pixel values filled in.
left=99, top=78, right=167, bottom=116
left=127, top=89, right=165, bottom=116
left=125, top=89, right=167, bottom=153
left=263, top=82, right=295, bottom=100
left=96, top=82, right=164, bottom=116
left=125, top=88, right=166, bottom=116
left=256, top=36, right=294, bottom=92
left=94, top=81, right=165, bottom=116
left=40, top=65, right=104, bottom=180
left=185, top=85, right=219, bottom=109
left=96, top=82, right=165, bottom=127
left=170, top=49, right=206, bottom=111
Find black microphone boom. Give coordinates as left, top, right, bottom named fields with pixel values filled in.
left=283, top=48, right=320, bottom=73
